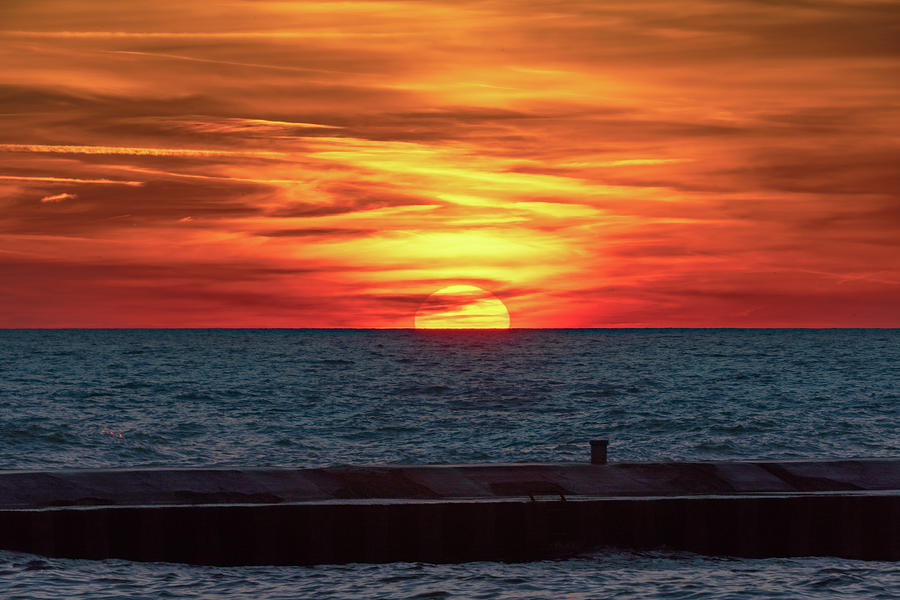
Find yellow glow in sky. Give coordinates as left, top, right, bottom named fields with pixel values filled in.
left=414, top=285, right=510, bottom=329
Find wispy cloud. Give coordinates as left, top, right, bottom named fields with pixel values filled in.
left=2, top=30, right=400, bottom=39
left=40, top=192, right=76, bottom=203
left=0, top=175, right=143, bottom=186
left=0, top=144, right=285, bottom=158
left=109, top=50, right=355, bottom=76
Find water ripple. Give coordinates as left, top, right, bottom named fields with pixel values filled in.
left=1, top=550, right=899, bottom=600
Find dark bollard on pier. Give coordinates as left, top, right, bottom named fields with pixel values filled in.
left=590, top=439, right=608, bottom=465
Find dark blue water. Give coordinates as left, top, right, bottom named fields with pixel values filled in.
left=1, top=329, right=898, bottom=598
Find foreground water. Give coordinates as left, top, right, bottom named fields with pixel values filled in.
left=3, top=550, right=899, bottom=600
left=1, top=329, right=898, bottom=598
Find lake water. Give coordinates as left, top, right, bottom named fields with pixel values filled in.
left=1, top=329, right=898, bottom=598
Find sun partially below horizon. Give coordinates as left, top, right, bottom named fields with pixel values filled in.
left=414, top=285, right=511, bottom=329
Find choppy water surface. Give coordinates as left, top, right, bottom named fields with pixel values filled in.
left=2, top=329, right=898, bottom=468
left=1, top=329, right=898, bottom=598
left=2, top=550, right=899, bottom=600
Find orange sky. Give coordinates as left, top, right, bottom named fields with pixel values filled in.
left=1, top=0, right=899, bottom=327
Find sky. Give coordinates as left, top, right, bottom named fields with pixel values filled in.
left=1, top=0, right=899, bottom=327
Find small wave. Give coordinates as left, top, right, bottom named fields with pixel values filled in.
left=396, top=384, right=453, bottom=395
left=174, top=391, right=215, bottom=401
left=72, top=390, right=114, bottom=399
left=0, top=421, right=79, bottom=446
left=114, top=381, right=153, bottom=390
left=18, top=558, right=51, bottom=571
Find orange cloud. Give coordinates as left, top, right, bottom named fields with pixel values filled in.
left=0, top=144, right=285, bottom=158
left=40, top=192, right=75, bottom=203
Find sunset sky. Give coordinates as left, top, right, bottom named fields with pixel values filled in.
left=2, top=0, right=899, bottom=327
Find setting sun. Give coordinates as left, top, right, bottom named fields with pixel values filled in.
left=414, top=285, right=510, bottom=329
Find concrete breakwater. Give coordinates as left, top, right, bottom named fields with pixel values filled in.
left=1, top=459, right=898, bottom=564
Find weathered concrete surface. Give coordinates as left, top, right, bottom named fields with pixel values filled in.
left=2, top=460, right=898, bottom=508
left=1, top=460, right=898, bottom=564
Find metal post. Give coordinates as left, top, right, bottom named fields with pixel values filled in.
left=590, top=439, right=608, bottom=465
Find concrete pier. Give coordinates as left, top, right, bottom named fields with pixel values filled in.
left=1, top=459, right=898, bottom=564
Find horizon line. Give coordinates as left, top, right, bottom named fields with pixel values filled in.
left=2, top=327, right=898, bottom=331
